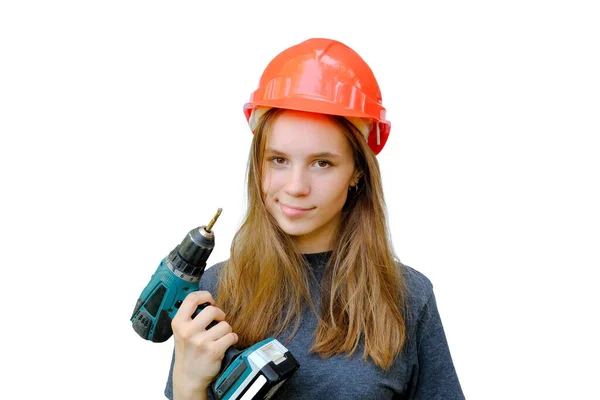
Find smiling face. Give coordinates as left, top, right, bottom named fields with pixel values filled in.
left=261, top=110, right=361, bottom=253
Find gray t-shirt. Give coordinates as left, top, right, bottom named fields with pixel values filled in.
left=164, top=252, right=464, bottom=399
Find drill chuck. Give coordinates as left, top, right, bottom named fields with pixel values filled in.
left=167, top=226, right=215, bottom=282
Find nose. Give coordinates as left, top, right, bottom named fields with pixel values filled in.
left=284, top=166, right=311, bottom=197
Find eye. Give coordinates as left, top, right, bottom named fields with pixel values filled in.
left=271, top=157, right=286, bottom=165
left=315, top=160, right=332, bottom=168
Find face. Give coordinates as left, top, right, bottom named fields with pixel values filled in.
left=261, top=110, right=360, bottom=253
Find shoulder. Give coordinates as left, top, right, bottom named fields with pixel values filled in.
left=198, top=259, right=227, bottom=294
left=397, top=263, right=465, bottom=397
left=397, top=262, right=435, bottom=318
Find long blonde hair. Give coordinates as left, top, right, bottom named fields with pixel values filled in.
left=217, top=108, right=407, bottom=369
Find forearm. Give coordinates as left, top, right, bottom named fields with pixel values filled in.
left=173, top=386, right=208, bottom=400
left=172, top=368, right=210, bottom=400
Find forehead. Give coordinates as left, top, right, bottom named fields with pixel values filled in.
left=265, top=110, right=352, bottom=156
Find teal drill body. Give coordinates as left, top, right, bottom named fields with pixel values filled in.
left=131, top=256, right=198, bottom=342
left=131, top=209, right=219, bottom=343
left=130, top=209, right=300, bottom=399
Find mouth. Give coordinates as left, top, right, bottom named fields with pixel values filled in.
left=279, top=202, right=315, bottom=217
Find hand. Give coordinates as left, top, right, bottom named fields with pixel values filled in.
left=171, top=290, right=239, bottom=396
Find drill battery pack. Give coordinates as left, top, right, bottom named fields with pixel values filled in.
left=213, top=338, right=299, bottom=400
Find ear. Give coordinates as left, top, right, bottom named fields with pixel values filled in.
left=351, top=170, right=363, bottom=187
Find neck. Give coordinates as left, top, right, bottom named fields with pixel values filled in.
left=295, top=240, right=332, bottom=254
left=291, top=212, right=341, bottom=253
left=293, top=225, right=336, bottom=254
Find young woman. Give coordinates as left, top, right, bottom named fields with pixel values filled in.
left=165, top=38, right=464, bottom=400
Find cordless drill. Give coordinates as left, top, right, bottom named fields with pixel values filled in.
left=130, top=209, right=300, bottom=399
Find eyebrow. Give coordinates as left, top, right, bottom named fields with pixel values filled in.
left=265, top=148, right=341, bottom=158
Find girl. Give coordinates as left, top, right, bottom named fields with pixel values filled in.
left=165, top=38, right=464, bottom=400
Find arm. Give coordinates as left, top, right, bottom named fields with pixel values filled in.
left=164, top=341, right=215, bottom=400
left=174, top=384, right=208, bottom=400
left=408, top=291, right=464, bottom=399
left=164, top=290, right=235, bottom=400
left=164, top=265, right=228, bottom=400
left=170, top=348, right=209, bottom=400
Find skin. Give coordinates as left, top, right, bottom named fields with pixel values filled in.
left=262, top=110, right=361, bottom=253
left=171, top=291, right=237, bottom=400
left=172, top=110, right=360, bottom=399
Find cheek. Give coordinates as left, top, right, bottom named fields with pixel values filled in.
left=315, top=177, right=349, bottom=206
left=261, top=169, right=278, bottom=197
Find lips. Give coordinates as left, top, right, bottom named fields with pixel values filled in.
left=279, top=203, right=315, bottom=217
left=280, top=204, right=312, bottom=211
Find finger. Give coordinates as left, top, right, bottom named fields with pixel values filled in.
left=212, top=332, right=239, bottom=356
left=191, top=305, right=226, bottom=330
left=202, top=320, right=233, bottom=341
left=174, top=291, right=215, bottom=322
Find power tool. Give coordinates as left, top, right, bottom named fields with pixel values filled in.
left=130, top=208, right=300, bottom=399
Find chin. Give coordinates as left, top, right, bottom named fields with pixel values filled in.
left=276, top=218, right=316, bottom=237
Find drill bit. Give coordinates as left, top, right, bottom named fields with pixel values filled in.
left=206, top=208, right=222, bottom=232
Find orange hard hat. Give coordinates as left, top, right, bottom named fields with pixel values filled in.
left=243, top=38, right=391, bottom=155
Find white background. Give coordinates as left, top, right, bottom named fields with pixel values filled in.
left=1, top=1, right=599, bottom=399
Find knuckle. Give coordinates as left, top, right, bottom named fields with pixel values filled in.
left=200, top=305, right=214, bottom=315
left=204, top=305, right=222, bottom=319
left=209, top=346, right=223, bottom=360
left=177, top=326, right=192, bottom=340
left=196, top=290, right=214, bottom=301
left=171, top=318, right=182, bottom=333
left=220, top=321, right=232, bottom=333
left=190, top=334, right=207, bottom=349
left=189, top=291, right=203, bottom=301
left=184, top=290, right=207, bottom=304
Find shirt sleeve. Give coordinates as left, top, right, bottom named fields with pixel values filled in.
left=164, top=349, right=175, bottom=399
left=405, top=290, right=465, bottom=400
